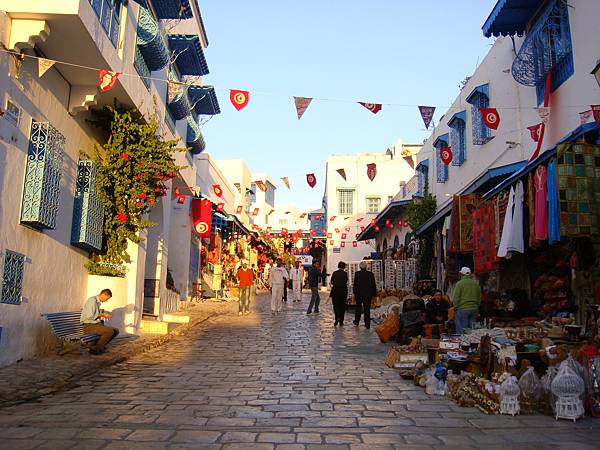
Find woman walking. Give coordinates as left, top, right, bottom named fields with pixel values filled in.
left=330, top=262, right=348, bottom=326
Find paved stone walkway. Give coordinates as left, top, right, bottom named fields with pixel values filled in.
left=1, top=291, right=599, bottom=449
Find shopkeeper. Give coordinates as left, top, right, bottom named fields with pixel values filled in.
left=452, top=267, right=481, bottom=333
left=425, top=289, right=450, bottom=325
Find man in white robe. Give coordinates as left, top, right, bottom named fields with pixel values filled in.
left=289, top=260, right=304, bottom=302
left=269, top=259, right=288, bottom=314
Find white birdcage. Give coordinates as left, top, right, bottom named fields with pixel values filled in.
left=500, top=375, right=520, bottom=416
left=551, top=365, right=585, bottom=421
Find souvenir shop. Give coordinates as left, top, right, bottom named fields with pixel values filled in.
left=377, top=125, right=600, bottom=420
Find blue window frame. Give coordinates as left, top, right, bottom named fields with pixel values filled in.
left=466, top=84, right=492, bottom=145
left=89, top=0, right=122, bottom=48
left=1, top=250, right=25, bottom=305
left=511, top=0, right=574, bottom=105
left=21, top=121, right=65, bottom=231
left=416, top=160, right=429, bottom=196
left=448, top=111, right=466, bottom=166
left=71, top=161, right=104, bottom=252
left=249, top=183, right=257, bottom=203
left=433, top=134, right=449, bottom=183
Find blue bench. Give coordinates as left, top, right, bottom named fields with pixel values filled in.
left=41, top=311, right=100, bottom=355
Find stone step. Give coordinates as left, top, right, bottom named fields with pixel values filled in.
left=160, top=313, right=190, bottom=324
left=140, top=319, right=179, bottom=335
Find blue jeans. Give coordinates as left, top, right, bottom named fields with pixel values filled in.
left=307, top=287, right=320, bottom=313
left=455, top=309, right=477, bottom=333
left=238, top=286, right=251, bottom=313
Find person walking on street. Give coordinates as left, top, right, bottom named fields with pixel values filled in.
left=269, top=258, right=288, bottom=314
left=330, top=261, right=348, bottom=326
left=282, top=263, right=289, bottom=303
left=236, top=261, right=253, bottom=316
left=452, top=267, right=481, bottom=333
left=289, top=260, right=304, bottom=302
left=353, top=261, right=377, bottom=329
left=306, top=261, right=322, bottom=314
left=80, top=289, right=119, bottom=354
left=321, top=265, right=329, bottom=288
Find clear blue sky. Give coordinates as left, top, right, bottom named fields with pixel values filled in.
left=199, top=0, right=499, bottom=211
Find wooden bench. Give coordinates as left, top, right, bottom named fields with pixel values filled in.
left=41, top=311, right=100, bottom=355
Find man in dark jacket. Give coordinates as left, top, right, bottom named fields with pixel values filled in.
left=306, top=261, right=322, bottom=314
left=352, top=261, right=377, bottom=329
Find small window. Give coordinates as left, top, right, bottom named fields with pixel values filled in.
left=1, top=250, right=26, bottom=305
left=5, top=100, right=20, bottom=127
left=337, top=189, right=354, bottom=215
left=433, top=135, right=449, bottom=183
left=466, top=84, right=492, bottom=145
left=249, top=183, right=257, bottom=203
left=448, top=111, right=466, bottom=166
left=366, top=197, right=381, bottom=214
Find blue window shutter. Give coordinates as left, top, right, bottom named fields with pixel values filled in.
left=466, top=84, right=491, bottom=145
left=433, top=134, right=449, bottom=183
left=1, top=250, right=26, bottom=305
left=20, top=121, right=65, bottom=230
left=71, top=161, right=105, bottom=252
left=448, top=111, right=466, bottom=166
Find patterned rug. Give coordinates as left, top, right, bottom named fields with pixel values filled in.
left=473, top=202, right=499, bottom=274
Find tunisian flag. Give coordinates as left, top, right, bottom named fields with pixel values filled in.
left=192, top=199, right=212, bottom=238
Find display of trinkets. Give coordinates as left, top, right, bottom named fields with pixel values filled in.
left=500, top=375, right=520, bottom=416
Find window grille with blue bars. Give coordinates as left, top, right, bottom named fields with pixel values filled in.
left=71, top=161, right=104, bottom=252
left=448, top=111, right=467, bottom=166
left=89, top=0, right=123, bottom=48
left=466, top=84, right=492, bottom=145
left=1, top=250, right=26, bottom=305
left=416, top=160, right=429, bottom=196
left=249, top=183, right=257, bottom=203
left=21, top=121, right=65, bottom=231
left=433, top=134, right=449, bottom=183
left=511, top=0, right=574, bottom=105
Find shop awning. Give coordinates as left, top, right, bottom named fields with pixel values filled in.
left=357, top=200, right=411, bottom=241
left=168, top=35, right=209, bottom=76
left=482, top=0, right=545, bottom=37
left=483, top=122, right=600, bottom=199
left=188, top=86, right=221, bottom=115
left=415, top=160, right=528, bottom=236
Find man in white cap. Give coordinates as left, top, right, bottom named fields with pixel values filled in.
left=269, top=258, right=288, bottom=314
left=452, top=267, right=481, bottom=333
left=289, top=260, right=304, bottom=302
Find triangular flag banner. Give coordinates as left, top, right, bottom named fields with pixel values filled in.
left=268, top=209, right=275, bottom=215
left=294, top=96, right=313, bottom=119
left=536, top=107, right=550, bottom=124
left=252, top=208, right=259, bottom=216
left=281, top=177, right=290, bottom=189
left=359, top=102, right=382, bottom=114
left=336, top=168, right=347, bottom=180
left=255, top=180, right=267, bottom=192
left=580, top=110, right=593, bottom=125
left=230, top=89, right=250, bottom=111
left=299, top=213, right=307, bottom=218
left=329, top=216, right=336, bottom=221
left=98, top=70, right=121, bottom=92
left=592, top=105, right=600, bottom=125
left=480, top=108, right=500, bottom=130
left=236, top=205, right=243, bottom=214
left=528, top=124, right=543, bottom=142
left=418, top=105, right=435, bottom=129
left=167, top=80, right=184, bottom=103
left=212, top=184, right=223, bottom=197
left=367, top=163, right=377, bottom=181
left=38, top=58, right=54, bottom=77
left=440, top=147, right=453, bottom=166
left=306, top=173, right=317, bottom=188
left=403, top=156, right=414, bottom=169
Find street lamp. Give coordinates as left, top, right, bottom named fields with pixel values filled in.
left=592, top=59, right=600, bottom=88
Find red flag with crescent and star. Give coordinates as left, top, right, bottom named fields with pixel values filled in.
left=213, top=184, right=223, bottom=197
left=440, top=147, right=453, bottom=166
left=192, top=199, right=212, bottom=238
left=528, top=124, right=543, bottom=142
left=367, top=163, right=377, bottom=181
left=359, top=102, right=382, bottom=114
left=306, top=173, right=317, bottom=188
left=480, top=108, right=500, bottom=130
left=98, top=70, right=121, bottom=92
left=230, top=89, right=249, bottom=111
left=529, top=69, right=551, bottom=163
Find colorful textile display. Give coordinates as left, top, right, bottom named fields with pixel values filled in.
left=507, top=181, right=525, bottom=254
left=556, top=144, right=600, bottom=236
left=527, top=173, right=537, bottom=248
left=495, top=193, right=509, bottom=247
left=548, top=158, right=561, bottom=244
left=448, top=194, right=482, bottom=253
left=473, top=202, right=499, bottom=274
left=534, top=165, right=548, bottom=240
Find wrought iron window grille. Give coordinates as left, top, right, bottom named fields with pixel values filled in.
left=71, top=160, right=104, bottom=252
left=466, top=85, right=492, bottom=146
left=448, top=112, right=467, bottom=166
left=0, top=250, right=26, bottom=305
left=434, top=135, right=449, bottom=183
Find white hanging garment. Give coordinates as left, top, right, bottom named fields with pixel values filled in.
left=507, top=180, right=525, bottom=254
left=497, top=186, right=515, bottom=258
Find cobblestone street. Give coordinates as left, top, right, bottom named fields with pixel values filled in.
left=1, top=292, right=599, bottom=450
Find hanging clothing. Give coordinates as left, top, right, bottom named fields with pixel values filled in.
left=527, top=173, right=538, bottom=248
left=534, top=165, right=548, bottom=240
left=497, top=186, right=515, bottom=258
left=507, top=181, right=525, bottom=254
left=547, top=158, right=561, bottom=244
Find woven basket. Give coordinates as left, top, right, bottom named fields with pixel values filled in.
left=384, top=346, right=400, bottom=368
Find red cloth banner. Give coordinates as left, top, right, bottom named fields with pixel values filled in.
left=528, top=123, right=543, bottom=142
left=294, top=96, right=313, bottom=119
left=592, top=105, right=600, bottom=124
left=216, top=203, right=224, bottom=212
left=329, top=215, right=337, bottom=221
left=440, top=147, right=453, bottom=166
left=529, top=70, right=551, bottom=163
left=418, top=105, right=436, bottom=129
left=336, top=168, right=347, bottom=180
left=341, top=233, right=347, bottom=239
left=213, top=184, right=223, bottom=197
left=359, top=102, right=382, bottom=114
left=236, top=205, right=243, bottom=214
left=314, top=214, right=322, bottom=220
left=310, top=230, right=316, bottom=236
left=329, top=240, right=334, bottom=245
left=352, top=241, right=358, bottom=247
left=230, top=89, right=249, bottom=111
left=306, top=173, right=317, bottom=188
left=367, top=163, right=377, bottom=181
left=281, top=228, right=289, bottom=235
left=299, top=213, right=307, bottom=218
left=252, top=208, right=259, bottom=216
left=98, top=70, right=120, bottom=92
left=480, top=108, right=500, bottom=130
left=192, top=199, right=212, bottom=238
left=340, top=242, right=345, bottom=248
left=255, top=180, right=267, bottom=192
left=385, top=219, right=393, bottom=229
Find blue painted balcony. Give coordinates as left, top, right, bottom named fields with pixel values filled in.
left=167, top=85, right=192, bottom=120
left=20, top=121, right=65, bottom=231
left=168, top=34, right=209, bottom=76
left=136, top=5, right=170, bottom=71
left=71, top=161, right=104, bottom=252
left=186, top=116, right=206, bottom=154
left=188, top=86, right=221, bottom=115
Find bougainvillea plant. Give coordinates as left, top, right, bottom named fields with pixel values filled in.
left=85, top=107, right=183, bottom=276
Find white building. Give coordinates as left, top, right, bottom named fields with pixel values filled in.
left=0, top=0, right=218, bottom=366
left=248, top=174, right=277, bottom=229
left=323, top=141, right=418, bottom=271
